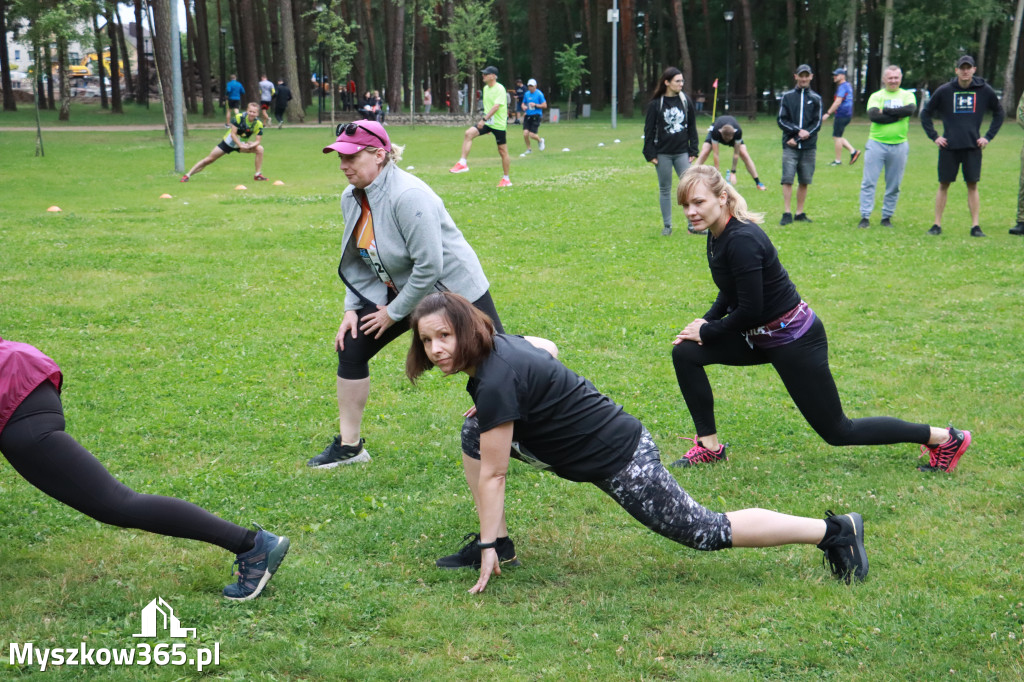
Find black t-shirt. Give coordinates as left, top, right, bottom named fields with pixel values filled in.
left=467, top=335, right=642, bottom=482
left=700, top=218, right=801, bottom=344
left=643, top=94, right=698, bottom=160
left=706, top=115, right=743, bottom=147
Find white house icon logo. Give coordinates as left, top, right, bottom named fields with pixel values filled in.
left=132, top=597, right=197, bottom=639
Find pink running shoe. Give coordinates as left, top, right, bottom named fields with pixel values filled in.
left=918, top=427, right=971, bottom=472
left=497, top=177, right=512, bottom=188
left=254, top=173, right=269, bottom=181
left=449, top=162, right=469, bottom=173
left=670, top=436, right=728, bottom=468
left=180, top=175, right=190, bottom=182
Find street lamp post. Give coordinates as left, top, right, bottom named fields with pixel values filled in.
left=316, top=3, right=325, bottom=124
left=723, top=10, right=734, bottom=112
left=218, top=28, right=226, bottom=112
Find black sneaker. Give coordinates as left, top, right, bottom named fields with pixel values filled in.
left=817, top=510, right=868, bottom=584
left=794, top=213, right=812, bottom=223
left=918, top=426, right=971, bottom=472
left=970, top=225, right=987, bottom=238
left=435, top=533, right=521, bottom=570
left=307, top=436, right=371, bottom=468
left=1010, top=222, right=1024, bottom=235
left=850, top=149, right=861, bottom=165
left=927, top=224, right=942, bottom=236
left=857, top=218, right=870, bottom=229
left=779, top=212, right=794, bottom=226
left=880, top=217, right=893, bottom=228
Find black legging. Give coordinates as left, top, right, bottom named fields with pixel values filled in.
left=337, top=290, right=504, bottom=380
left=671, top=315, right=931, bottom=446
left=0, top=383, right=251, bottom=554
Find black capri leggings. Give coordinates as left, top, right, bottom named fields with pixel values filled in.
left=671, top=315, right=931, bottom=446
left=461, top=417, right=732, bottom=551
left=0, top=383, right=251, bottom=554
left=337, top=289, right=503, bottom=380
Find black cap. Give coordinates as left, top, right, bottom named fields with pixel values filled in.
left=795, top=64, right=813, bottom=75
left=481, top=66, right=498, bottom=76
left=956, top=55, right=976, bottom=68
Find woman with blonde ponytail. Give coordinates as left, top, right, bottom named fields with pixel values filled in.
left=669, top=166, right=972, bottom=473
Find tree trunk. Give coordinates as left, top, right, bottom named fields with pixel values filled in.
left=184, top=9, right=199, bottom=114
left=880, top=0, right=892, bottom=75
left=292, top=0, right=311, bottom=107
left=443, top=0, right=458, bottom=113
left=670, top=0, right=693, bottom=87
left=740, top=0, right=756, bottom=116
left=528, top=0, right=550, bottom=95
left=268, top=0, right=282, bottom=78
left=385, top=0, right=405, bottom=114
left=256, top=0, right=272, bottom=78
left=193, top=0, right=215, bottom=116
left=619, top=0, right=636, bottom=116
left=46, top=53, right=55, bottom=110
left=786, top=0, right=796, bottom=76
left=150, top=0, right=177, bottom=138
left=278, top=0, right=304, bottom=121
left=106, top=2, right=123, bottom=113
left=0, top=0, right=14, bottom=110
left=978, top=16, right=990, bottom=76
left=496, top=0, right=514, bottom=83
left=361, top=0, right=379, bottom=88
left=92, top=11, right=109, bottom=110
left=588, top=0, right=605, bottom=111
left=238, top=0, right=260, bottom=100
left=135, top=0, right=149, bottom=105
left=115, top=10, right=135, bottom=101
left=57, top=37, right=71, bottom=121
left=1003, top=0, right=1024, bottom=115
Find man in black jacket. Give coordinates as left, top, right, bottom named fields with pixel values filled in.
left=920, top=55, right=1004, bottom=237
left=777, top=64, right=823, bottom=225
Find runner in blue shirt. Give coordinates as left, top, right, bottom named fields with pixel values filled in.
left=519, top=79, right=547, bottom=156
left=821, top=68, right=860, bottom=165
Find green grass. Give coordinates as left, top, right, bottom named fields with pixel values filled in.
left=1, top=113, right=1023, bottom=680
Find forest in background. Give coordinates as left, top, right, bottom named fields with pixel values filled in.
left=4, top=0, right=1024, bottom=122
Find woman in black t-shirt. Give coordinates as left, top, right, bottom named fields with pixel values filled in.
left=406, top=292, right=869, bottom=594
left=671, top=166, right=972, bottom=471
left=643, top=67, right=699, bottom=236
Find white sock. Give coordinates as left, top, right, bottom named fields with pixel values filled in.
left=502, top=175, right=510, bottom=181
left=459, top=158, right=467, bottom=165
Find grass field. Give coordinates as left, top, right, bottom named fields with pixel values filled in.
left=1, top=105, right=1023, bottom=680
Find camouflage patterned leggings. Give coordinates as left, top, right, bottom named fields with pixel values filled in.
left=592, top=428, right=733, bottom=551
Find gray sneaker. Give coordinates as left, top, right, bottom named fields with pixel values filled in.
left=661, top=226, right=672, bottom=236
left=307, top=436, right=371, bottom=468
left=223, top=526, right=290, bottom=600
left=857, top=218, right=870, bottom=229
left=817, top=511, right=868, bottom=584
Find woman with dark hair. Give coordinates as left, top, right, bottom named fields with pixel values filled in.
left=406, top=292, right=869, bottom=594
left=643, top=67, right=699, bottom=236
left=0, top=338, right=289, bottom=601
left=309, top=121, right=503, bottom=470
left=670, top=166, right=971, bottom=471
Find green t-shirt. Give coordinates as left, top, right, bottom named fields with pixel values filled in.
left=483, top=82, right=508, bottom=131
left=867, top=88, right=917, bottom=144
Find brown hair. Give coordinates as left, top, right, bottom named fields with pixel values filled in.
left=406, top=292, right=495, bottom=383
left=676, top=165, right=764, bottom=224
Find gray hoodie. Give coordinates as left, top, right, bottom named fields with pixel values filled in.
left=337, top=162, right=490, bottom=321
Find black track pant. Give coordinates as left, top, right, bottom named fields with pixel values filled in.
left=671, top=316, right=931, bottom=446
left=0, top=383, right=250, bottom=554
left=337, top=289, right=503, bottom=380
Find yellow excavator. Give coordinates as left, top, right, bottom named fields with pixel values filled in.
left=66, top=51, right=124, bottom=77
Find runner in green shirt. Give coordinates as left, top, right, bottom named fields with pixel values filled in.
left=449, top=66, right=513, bottom=188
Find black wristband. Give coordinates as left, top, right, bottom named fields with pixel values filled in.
left=477, top=541, right=497, bottom=550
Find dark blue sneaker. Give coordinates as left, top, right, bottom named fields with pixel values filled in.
left=817, top=511, right=868, bottom=584
left=307, top=436, right=371, bottom=468
left=223, top=526, right=290, bottom=601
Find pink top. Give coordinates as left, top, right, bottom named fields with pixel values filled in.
left=0, top=338, right=63, bottom=436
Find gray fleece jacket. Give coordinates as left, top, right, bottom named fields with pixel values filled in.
left=337, top=162, right=490, bottom=321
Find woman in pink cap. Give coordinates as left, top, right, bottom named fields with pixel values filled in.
left=309, top=121, right=504, bottom=471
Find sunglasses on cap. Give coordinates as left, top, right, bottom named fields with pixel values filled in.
left=335, top=122, right=389, bottom=149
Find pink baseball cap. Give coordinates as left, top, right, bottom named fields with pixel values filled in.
left=322, top=121, right=391, bottom=155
